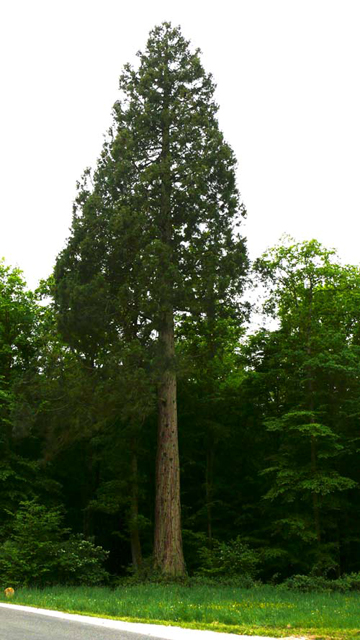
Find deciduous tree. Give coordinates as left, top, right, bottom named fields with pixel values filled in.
left=252, top=239, right=360, bottom=574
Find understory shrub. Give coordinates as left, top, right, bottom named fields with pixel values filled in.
left=0, top=500, right=109, bottom=587
left=281, top=572, right=360, bottom=592
left=196, top=536, right=260, bottom=582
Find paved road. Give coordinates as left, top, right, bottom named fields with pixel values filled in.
left=0, top=603, right=287, bottom=640
left=0, top=606, right=164, bottom=640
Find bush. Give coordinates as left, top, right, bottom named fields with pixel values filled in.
left=336, top=572, right=360, bottom=591
left=280, top=573, right=360, bottom=593
left=280, top=574, right=332, bottom=592
left=0, top=500, right=109, bottom=587
left=196, top=536, right=260, bottom=581
left=57, top=535, right=109, bottom=585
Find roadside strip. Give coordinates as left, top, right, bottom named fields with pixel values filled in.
left=0, top=603, right=301, bottom=640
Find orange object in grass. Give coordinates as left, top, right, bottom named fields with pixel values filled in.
left=4, top=588, right=15, bottom=598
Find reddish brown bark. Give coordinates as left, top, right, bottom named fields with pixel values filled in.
left=153, top=54, right=186, bottom=576
left=153, top=310, right=186, bottom=576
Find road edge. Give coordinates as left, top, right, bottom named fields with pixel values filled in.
left=0, top=602, right=298, bottom=640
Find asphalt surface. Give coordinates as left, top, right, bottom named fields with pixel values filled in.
left=0, top=603, right=288, bottom=640
left=0, top=606, right=162, bottom=640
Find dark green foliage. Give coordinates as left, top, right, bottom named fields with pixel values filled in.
left=57, top=535, right=109, bottom=586
left=0, top=260, right=38, bottom=449
left=4, top=234, right=360, bottom=583
left=3, top=26, right=360, bottom=585
left=54, top=22, right=247, bottom=356
left=52, top=21, right=248, bottom=439
left=250, top=239, right=360, bottom=575
left=0, top=262, right=55, bottom=535
left=0, top=501, right=109, bottom=587
left=281, top=573, right=360, bottom=592
left=0, top=260, right=38, bottom=382
left=197, top=537, right=260, bottom=579
left=52, top=22, right=247, bottom=576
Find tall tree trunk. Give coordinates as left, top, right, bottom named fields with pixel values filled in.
left=153, top=59, right=185, bottom=576
left=129, top=448, right=142, bottom=572
left=154, top=309, right=185, bottom=576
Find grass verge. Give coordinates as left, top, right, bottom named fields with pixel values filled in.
left=0, top=584, right=359, bottom=639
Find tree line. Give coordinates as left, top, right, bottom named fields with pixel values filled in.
left=1, top=23, right=360, bottom=584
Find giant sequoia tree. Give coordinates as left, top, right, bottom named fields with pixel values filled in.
left=54, top=23, right=247, bottom=576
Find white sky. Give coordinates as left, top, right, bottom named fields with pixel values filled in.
left=1, top=0, right=360, bottom=289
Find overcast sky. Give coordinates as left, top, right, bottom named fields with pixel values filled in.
left=1, top=0, right=360, bottom=289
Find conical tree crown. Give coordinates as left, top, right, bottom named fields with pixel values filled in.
left=55, top=22, right=247, bottom=350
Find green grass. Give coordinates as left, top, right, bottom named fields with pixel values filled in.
left=1, top=584, right=360, bottom=639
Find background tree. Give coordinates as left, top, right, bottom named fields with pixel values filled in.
left=24, top=278, right=154, bottom=573
left=0, top=500, right=109, bottom=587
left=4, top=236, right=360, bottom=580
left=177, top=314, right=246, bottom=548
left=0, top=261, right=48, bottom=533
left=251, top=239, right=360, bottom=575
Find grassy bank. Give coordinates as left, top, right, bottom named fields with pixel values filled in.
left=1, top=584, right=359, bottom=639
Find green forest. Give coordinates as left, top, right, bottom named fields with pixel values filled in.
left=1, top=23, right=360, bottom=589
